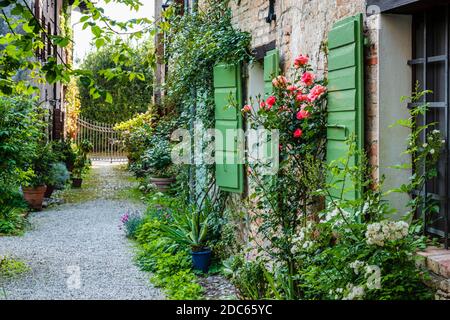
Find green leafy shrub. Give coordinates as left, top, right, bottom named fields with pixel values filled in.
left=71, top=140, right=93, bottom=179
left=129, top=117, right=179, bottom=178
left=51, top=139, right=78, bottom=171
left=150, top=252, right=204, bottom=300
left=0, top=207, right=26, bottom=235
left=46, top=162, right=70, bottom=189
left=0, top=96, right=45, bottom=202
left=223, top=255, right=269, bottom=300
left=133, top=210, right=204, bottom=300
left=0, top=256, right=29, bottom=278
left=114, top=112, right=154, bottom=164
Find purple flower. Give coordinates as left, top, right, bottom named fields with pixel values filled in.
left=120, top=212, right=130, bottom=224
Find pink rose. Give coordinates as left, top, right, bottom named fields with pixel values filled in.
left=287, top=85, right=298, bottom=93
left=296, top=94, right=309, bottom=102
left=294, top=54, right=309, bottom=68
left=301, top=72, right=315, bottom=86
left=266, top=96, right=276, bottom=106
left=296, top=109, right=310, bottom=120
left=241, top=105, right=252, bottom=113
left=293, top=128, right=303, bottom=139
left=272, top=75, right=288, bottom=88
left=307, top=84, right=327, bottom=102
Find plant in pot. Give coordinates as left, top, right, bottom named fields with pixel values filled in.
left=161, top=206, right=212, bottom=273
left=51, top=139, right=77, bottom=172
left=141, top=138, right=176, bottom=192
left=44, top=162, right=70, bottom=198
left=71, top=140, right=93, bottom=188
left=22, top=144, right=55, bottom=211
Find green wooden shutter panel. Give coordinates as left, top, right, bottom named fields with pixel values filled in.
left=264, top=49, right=280, bottom=97
left=214, top=63, right=244, bottom=193
left=263, top=50, right=280, bottom=160
left=326, top=14, right=364, bottom=201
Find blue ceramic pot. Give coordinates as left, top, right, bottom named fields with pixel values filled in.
left=191, top=249, right=212, bottom=273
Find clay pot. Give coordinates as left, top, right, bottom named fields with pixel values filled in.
left=150, top=177, right=175, bottom=192
left=44, top=185, right=55, bottom=198
left=72, top=178, right=83, bottom=188
left=22, top=185, right=47, bottom=211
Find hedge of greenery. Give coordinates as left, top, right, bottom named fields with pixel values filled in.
left=0, top=96, right=45, bottom=234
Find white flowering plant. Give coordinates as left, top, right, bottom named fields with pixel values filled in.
left=294, top=133, right=434, bottom=300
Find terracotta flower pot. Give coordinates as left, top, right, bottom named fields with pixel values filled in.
left=22, top=185, right=47, bottom=211
left=72, top=178, right=83, bottom=188
left=44, top=185, right=55, bottom=198
left=150, top=177, right=175, bottom=192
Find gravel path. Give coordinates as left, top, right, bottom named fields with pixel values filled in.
left=0, top=161, right=164, bottom=300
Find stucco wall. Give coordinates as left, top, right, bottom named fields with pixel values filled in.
left=378, top=14, right=412, bottom=216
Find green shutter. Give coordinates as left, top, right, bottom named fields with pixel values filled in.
left=263, top=50, right=280, bottom=159
left=326, top=14, right=364, bottom=201
left=264, top=49, right=280, bottom=97
left=214, top=63, right=244, bottom=193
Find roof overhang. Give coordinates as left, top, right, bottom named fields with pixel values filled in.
left=367, top=0, right=450, bottom=14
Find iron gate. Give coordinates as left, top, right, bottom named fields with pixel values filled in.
left=75, top=117, right=127, bottom=162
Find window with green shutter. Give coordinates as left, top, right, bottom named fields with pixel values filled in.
left=326, top=14, right=365, bottom=201
left=214, top=63, right=244, bottom=193
left=264, top=49, right=280, bottom=97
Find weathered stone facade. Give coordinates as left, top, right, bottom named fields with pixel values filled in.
left=228, top=0, right=379, bottom=173
left=154, top=1, right=450, bottom=298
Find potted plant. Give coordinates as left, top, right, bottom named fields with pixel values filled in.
left=71, top=140, right=93, bottom=188
left=51, top=139, right=77, bottom=172
left=161, top=207, right=212, bottom=273
left=141, top=138, right=176, bottom=192
left=22, top=144, right=55, bottom=211
left=22, top=174, right=47, bottom=211
left=44, top=162, right=70, bottom=198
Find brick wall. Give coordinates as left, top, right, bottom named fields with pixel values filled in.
left=228, top=0, right=380, bottom=177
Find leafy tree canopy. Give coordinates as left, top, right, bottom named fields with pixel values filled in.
left=78, top=39, right=153, bottom=124
left=0, top=0, right=173, bottom=100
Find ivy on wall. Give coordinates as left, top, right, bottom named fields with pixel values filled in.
left=163, top=0, right=251, bottom=202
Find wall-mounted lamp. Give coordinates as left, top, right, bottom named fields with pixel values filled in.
left=266, top=0, right=276, bottom=23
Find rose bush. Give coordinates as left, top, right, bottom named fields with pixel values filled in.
left=239, top=54, right=328, bottom=299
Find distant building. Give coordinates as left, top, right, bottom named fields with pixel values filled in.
left=0, top=0, right=70, bottom=140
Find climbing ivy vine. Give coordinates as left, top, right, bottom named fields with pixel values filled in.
left=163, top=0, right=251, bottom=202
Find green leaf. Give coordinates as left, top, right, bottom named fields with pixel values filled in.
left=91, top=25, right=102, bottom=38
left=0, top=0, right=13, bottom=8
left=105, top=92, right=113, bottom=104
left=95, top=38, right=105, bottom=49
